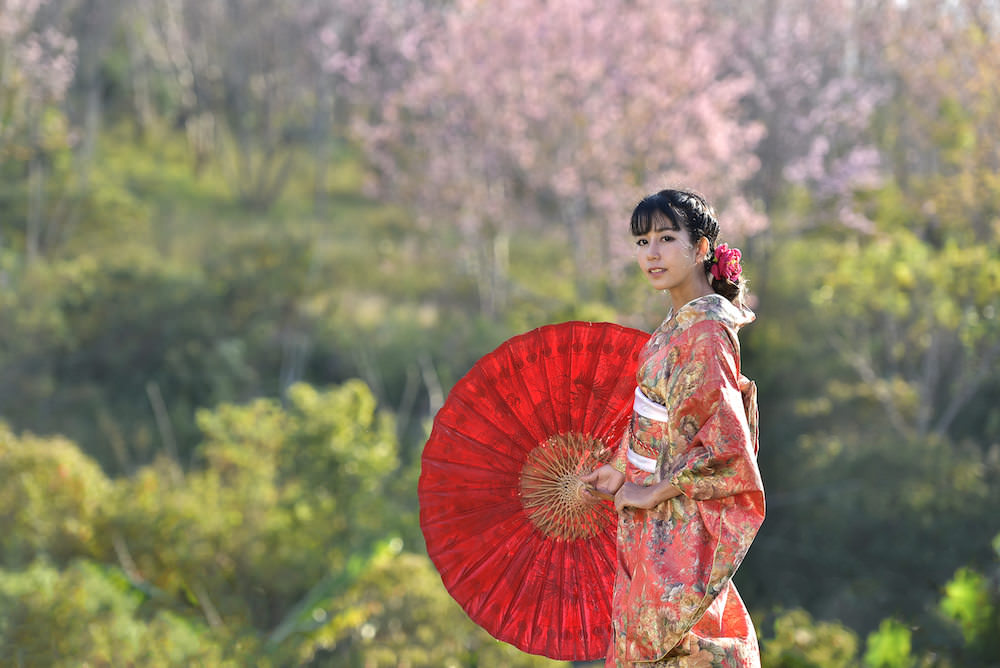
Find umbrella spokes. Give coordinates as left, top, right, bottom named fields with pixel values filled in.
left=519, top=432, right=615, bottom=541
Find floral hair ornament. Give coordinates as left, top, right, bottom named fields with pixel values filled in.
left=710, top=243, right=742, bottom=283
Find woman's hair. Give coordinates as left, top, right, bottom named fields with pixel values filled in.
left=630, top=188, right=743, bottom=302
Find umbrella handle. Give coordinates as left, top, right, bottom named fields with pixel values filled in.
left=580, top=482, right=615, bottom=502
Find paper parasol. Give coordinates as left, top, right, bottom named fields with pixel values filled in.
left=418, top=321, right=649, bottom=660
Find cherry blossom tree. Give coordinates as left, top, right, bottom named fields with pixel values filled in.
left=360, top=0, right=765, bottom=313
left=130, top=0, right=322, bottom=207
left=709, top=0, right=890, bottom=225
left=311, top=0, right=435, bottom=128
left=306, top=0, right=439, bottom=212
left=126, top=0, right=434, bottom=211
left=0, top=0, right=78, bottom=261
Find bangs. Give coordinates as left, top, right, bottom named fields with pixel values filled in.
left=630, top=198, right=680, bottom=236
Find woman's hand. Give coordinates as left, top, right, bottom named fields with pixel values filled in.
left=579, top=464, right=625, bottom=500
left=614, top=480, right=681, bottom=514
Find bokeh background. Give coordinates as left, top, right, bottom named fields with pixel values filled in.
left=1, top=0, right=999, bottom=665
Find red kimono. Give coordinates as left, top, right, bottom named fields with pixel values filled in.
left=608, top=294, right=765, bottom=667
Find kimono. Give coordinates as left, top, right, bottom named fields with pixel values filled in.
left=608, top=293, right=765, bottom=667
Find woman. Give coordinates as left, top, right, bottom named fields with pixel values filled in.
left=582, top=189, right=765, bottom=667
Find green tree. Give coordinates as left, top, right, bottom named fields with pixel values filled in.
left=0, top=559, right=234, bottom=666
left=759, top=608, right=859, bottom=668
left=0, top=230, right=329, bottom=471
left=0, top=423, right=111, bottom=567
left=863, top=619, right=914, bottom=668
left=104, top=380, right=397, bottom=626
left=935, top=536, right=1000, bottom=665
left=808, top=230, right=1000, bottom=444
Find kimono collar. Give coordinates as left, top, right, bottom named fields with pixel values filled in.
left=670, top=293, right=755, bottom=333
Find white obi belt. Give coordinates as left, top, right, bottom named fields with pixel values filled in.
left=628, top=386, right=667, bottom=474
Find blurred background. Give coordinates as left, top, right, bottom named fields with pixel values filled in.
left=1, top=0, right=998, bottom=665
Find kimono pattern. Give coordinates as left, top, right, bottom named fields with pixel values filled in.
left=607, top=293, right=765, bottom=667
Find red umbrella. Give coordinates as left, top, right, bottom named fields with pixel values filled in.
left=419, top=321, right=649, bottom=661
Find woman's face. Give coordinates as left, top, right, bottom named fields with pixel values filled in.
left=634, top=215, right=704, bottom=293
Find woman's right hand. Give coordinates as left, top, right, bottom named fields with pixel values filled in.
left=580, top=464, right=625, bottom=500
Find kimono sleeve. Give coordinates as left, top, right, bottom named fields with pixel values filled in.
left=664, top=321, right=764, bottom=503
left=610, top=421, right=629, bottom=473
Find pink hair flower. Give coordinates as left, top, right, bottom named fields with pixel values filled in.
left=710, top=243, right=742, bottom=283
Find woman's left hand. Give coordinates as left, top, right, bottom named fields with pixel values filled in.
left=614, top=480, right=681, bottom=514
left=614, top=482, right=655, bottom=514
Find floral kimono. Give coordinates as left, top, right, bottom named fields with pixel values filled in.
left=608, top=293, right=765, bottom=667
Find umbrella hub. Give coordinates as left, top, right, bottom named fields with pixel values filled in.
left=519, top=432, right=614, bottom=541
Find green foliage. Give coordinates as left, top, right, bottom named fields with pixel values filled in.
left=321, top=547, right=567, bottom=668
left=0, top=559, right=233, bottom=666
left=104, top=381, right=399, bottom=638
left=0, top=132, right=509, bottom=473
left=96, top=123, right=234, bottom=215
left=863, top=619, right=913, bottom=668
left=0, top=247, right=251, bottom=469
left=759, top=609, right=860, bottom=668
left=806, top=229, right=1000, bottom=442
left=940, top=568, right=994, bottom=645
left=0, top=114, right=149, bottom=260
left=0, top=424, right=111, bottom=567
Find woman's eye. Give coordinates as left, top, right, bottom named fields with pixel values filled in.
left=635, top=239, right=647, bottom=247
left=661, top=235, right=674, bottom=243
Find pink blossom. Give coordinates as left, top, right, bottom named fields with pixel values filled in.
left=358, top=0, right=765, bottom=287
left=710, top=244, right=743, bottom=283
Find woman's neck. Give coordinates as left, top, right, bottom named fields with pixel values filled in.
left=668, top=282, right=714, bottom=313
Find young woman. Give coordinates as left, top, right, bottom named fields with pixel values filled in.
left=582, top=189, right=765, bottom=667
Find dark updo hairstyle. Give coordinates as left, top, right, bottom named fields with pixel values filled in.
left=630, top=188, right=743, bottom=303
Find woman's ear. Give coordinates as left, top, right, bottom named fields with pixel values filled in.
left=697, top=237, right=710, bottom=262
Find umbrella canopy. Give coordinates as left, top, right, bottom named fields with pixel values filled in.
left=419, top=321, right=649, bottom=660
